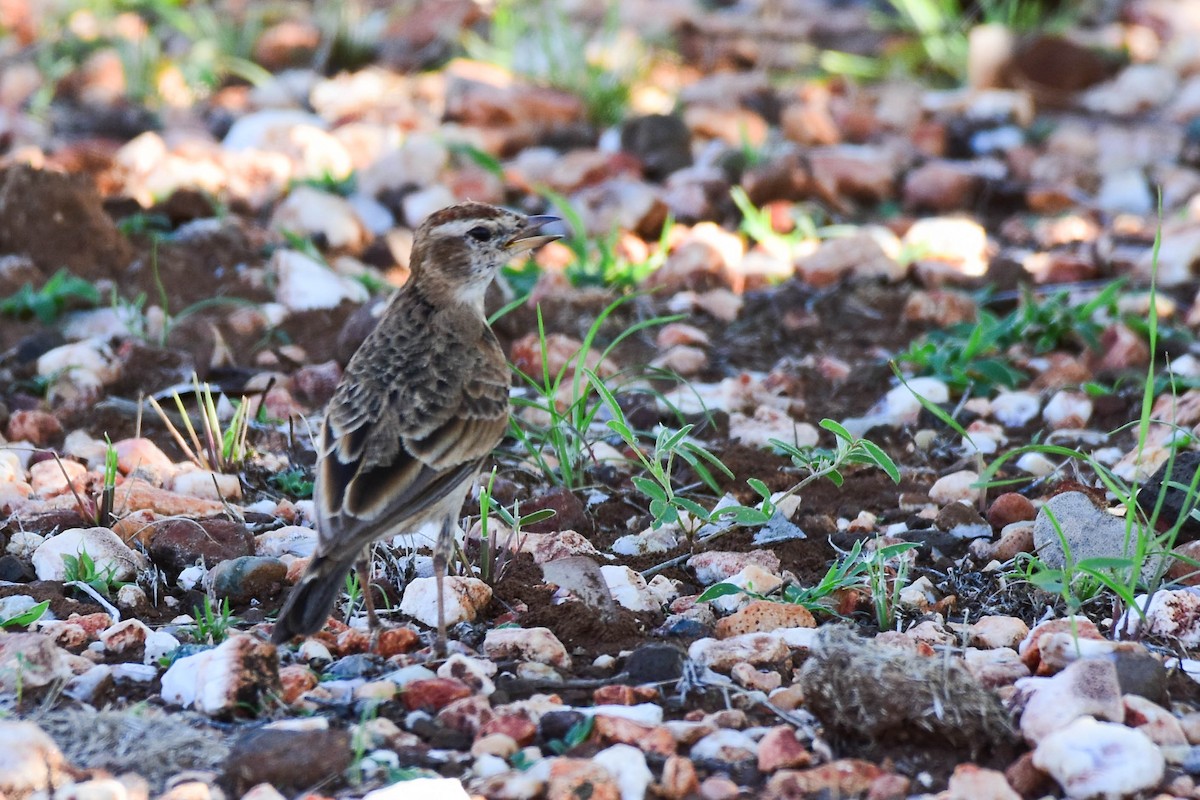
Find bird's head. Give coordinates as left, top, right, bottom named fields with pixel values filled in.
left=410, top=202, right=560, bottom=310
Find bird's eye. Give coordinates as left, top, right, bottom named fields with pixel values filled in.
left=467, top=226, right=493, bottom=242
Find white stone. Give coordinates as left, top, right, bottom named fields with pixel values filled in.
left=347, top=193, right=395, bottom=235
left=240, top=783, right=289, bottom=800
left=0, top=721, right=68, bottom=797
left=1117, top=588, right=1200, bottom=645
left=0, top=450, right=22, bottom=482
left=594, top=744, right=653, bottom=800
left=877, top=377, right=950, bottom=424
left=169, top=469, right=243, bottom=501
left=402, top=185, right=456, bottom=227
left=600, top=565, right=660, bottom=612
left=729, top=406, right=818, bottom=450
left=689, top=728, right=759, bottom=762
left=399, top=576, right=492, bottom=628
left=32, top=527, right=139, bottom=582
left=160, top=634, right=276, bottom=716
left=991, top=390, right=1041, bottom=428
left=116, top=583, right=147, bottom=611
left=272, top=248, right=370, bottom=312
left=1017, top=658, right=1124, bottom=743
left=903, top=217, right=989, bottom=277
left=584, top=704, right=665, bottom=726
left=29, top=458, right=87, bottom=497
left=1140, top=224, right=1200, bottom=286
left=224, top=109, right=327, bottom=148
left=689, top=633, right=790, bottom=671
left=1094, top=168, right=1153, bottom=216
left=1043, top=391, right=1093, bottom=430
left=356, top=132, right=449, bottom=196
left=0, top=594, right=39, bottom=622
left=99, top=618, right=150, bottom=654
left=929, top=470, right=981, bottom=505
left=144, top=629, right=181, bottom=665
left=1016, top=452, right=1056, bottom=477
left=1081, top=63, right=1178, bottom=116
left=1032, top=717, right=1164, bottom=799
left=7, top=530, right=44, bottom=558
left=177, top=565, right=206, bottom=591
left=483, top=627, right=572, bottom=670
left=255, top=525, right=318, bottom=558
left=437, top=654, right=497, bottom=696
left=611, top=526, right=681, bottom=556
left=36, top=340, right=118, bottom=382
left=362, top=777, right=469, bottom=800
left=271, top=185, right=369, bottom=251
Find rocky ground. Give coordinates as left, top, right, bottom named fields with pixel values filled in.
left=3, top=0, right=1200, bottom=798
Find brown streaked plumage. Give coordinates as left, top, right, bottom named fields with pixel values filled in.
left=272, top=202, right=559, bottom=651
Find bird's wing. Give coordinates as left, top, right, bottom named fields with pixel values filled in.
left=314, top=303, right=510, bottom=551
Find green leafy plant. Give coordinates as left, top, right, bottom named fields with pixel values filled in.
left=505, top=296, right=678, bottom=489
left=0, top=268, right=100, bottom=324
left=537, top=189, right=674, bottom=289
left=588, top=369, right=776, bottom=536
left=771, top=420, right=902, bottom=493
left=546, top=715, right=594, bottom=755
left=33, top=0, right=271, bottom=110
left=698, top=537, right=919, bottom=617
left=475, top=468, right=556, bottom=585
left=190, top=596, right=236, bottom=645
left=980, top=217, right=1200, bottom=624
left=148, top=373, right=253, bottom=473
left=63, top=549, right=125, bottom=599
left=271, top=467, right=314, bottom=499
left=0, top=600, right=50, bottom=630
left=98, top=434, right=119, bottom=528
left=864, top=536, right=916, bottom=629
left=877, top=0, right=1077, bottom=85
left=342, top=570, right=363, bottom=621
left=897, top=282, right=1127, bottom=394
left=464, top=0, right=636, bottom=126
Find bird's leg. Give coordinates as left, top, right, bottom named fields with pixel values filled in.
left=357, top=555, right=380, bottom=630
left=433, top=517, right=454, bottom=658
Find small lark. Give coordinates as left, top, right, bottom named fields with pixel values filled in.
left=272, top=202, right=559, bottom=651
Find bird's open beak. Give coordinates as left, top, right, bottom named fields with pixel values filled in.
left=507, top=215, right=562, bottom=253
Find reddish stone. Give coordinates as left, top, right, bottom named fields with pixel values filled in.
left=401, top=677, right=473, bottom=712
left=593, top=685, right=637, bottom=706
left=279, top=665, right=318, bottom=704
left=375, top=627, right=419, bottom=658
left=69, top=613, right=114, bottom=639
left=867, top=773, right=913, bottom=800
left=479, top=714, right=537, bottom=746
left=715, top=600, right=815, bottom=639
left=592, top=715, right=676, bottom=757
left=1004, top=751, right=1055, bottom=798
left=436, top=694, right=494, bottom=736
left=757, top=725, right=813, bottom=773
left=1020, top=618, right=1104, bottom=674
left=335, top=628, right=370, bottom=656
left=547, top=757, right=620, bottom=800
left=660, top=755, right=700, bottom=800
left=987, top=493, right=1036, bottom=531
left=764, top=760, right=885, bottom=800
left=7, top=409, right=62, bottom=446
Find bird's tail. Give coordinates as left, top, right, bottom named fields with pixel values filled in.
left=271, top=553, right=356, bottom=644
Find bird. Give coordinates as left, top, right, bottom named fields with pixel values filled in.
left=271, top=202, right=560, bottom=653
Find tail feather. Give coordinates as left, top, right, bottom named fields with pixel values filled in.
left=271, top=554, right=356, bottom=644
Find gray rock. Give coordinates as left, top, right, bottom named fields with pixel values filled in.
left=208, top=556, right=287, bottom=605
left=1033, top=492, right=1163, bottom=579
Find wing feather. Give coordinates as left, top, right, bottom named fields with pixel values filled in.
left=313, top=295, right=510, bottom=556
